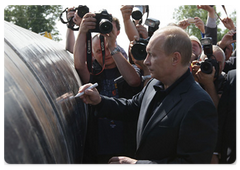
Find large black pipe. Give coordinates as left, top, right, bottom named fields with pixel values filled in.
left=4, top=21, right=88, bottom=163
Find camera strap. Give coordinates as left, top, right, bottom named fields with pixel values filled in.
left=59, top=8, right=68, bottom=24
left=86, top=32, right=105, bottom=75
left=59, top=7, right=79, bottom=31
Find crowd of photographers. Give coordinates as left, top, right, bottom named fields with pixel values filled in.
left=61, top=5, right=236, bottom=164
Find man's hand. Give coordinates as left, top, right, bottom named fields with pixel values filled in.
left=197, top=5, right=215, bottom=13
left=194, top=17, right=205, bottom=33
left=67, top=7, right=75, bottom=21
left=197, top=5, right=215, bottom=19
left=120, top=5, right=134, bottom=22
left=102, top=28, right=118, bottom=51
left=79, top=13, right=96, bottom=34
left=196, top=66, right=216, bottom=87
left=222, top=17, right=235, bottom=30
left=79, top=83, right=101, bottom=105
left=136, top=24, right=148, bottom=39
left=178, top=19, right=190, bottom=29
left=73, top=10, right=83, bottom=26
left=108, top=156, right=137, bottom=164
left=218, top=30, right=236, bottom=49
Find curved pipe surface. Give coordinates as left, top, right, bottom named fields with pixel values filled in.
left=4, top=21, right=87, bottom=163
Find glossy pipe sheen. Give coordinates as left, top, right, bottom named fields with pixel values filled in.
left=4, top=21, right=88, bottom=163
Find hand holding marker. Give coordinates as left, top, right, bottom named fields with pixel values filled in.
left=75, top=83, right=99, bottom=98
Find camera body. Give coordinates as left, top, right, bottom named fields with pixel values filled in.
left=91, top=9, right=113, bottom=34
left=131, top=18, right=160, bottom=60
left=201, top=37, right=213, bottom=57
left=187, top=17, right=195, bottom=24
left=198, top=59, right=219, bottom=77
left=76, top=5, right=89, bottom=18
left=131, top=37, right=149, bottom=60
left=145, top=18, right=160, bottom=37
left=132, top=5, right=148, bottom=20
left=199, top=37, right=219, bottom=78
left=60, top=5, right=89, bottom=30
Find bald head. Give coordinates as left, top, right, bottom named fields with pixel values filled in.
left=150, top=26, right=192, bottom=66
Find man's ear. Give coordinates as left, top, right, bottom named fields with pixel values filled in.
left=116, top=30, right=120, bottom=36
left=172, top=52, right=181, bottom=65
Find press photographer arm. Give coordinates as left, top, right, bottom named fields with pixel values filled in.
left=197, top=5, right=216, bottom=19
left=197, top=67, right=219, bottom=108
left=194, top=17, right=205, bottom=34
left=120, top=5, right=140, bottom=41
left=136, top=24, right=148, bottom=39
left=222, top=17, right=236, bottom=31
left=103, top=29, right=141, bottom=87
left=73, top=13, right=96, bottom=83
left=65, top=7, right=76, bottom=53
left=217, top=30, right=236, bottom=50
left=177, top=19, right=190, bottom=30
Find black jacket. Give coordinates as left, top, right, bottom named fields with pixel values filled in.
left=96, top=71, right=218, bottom=163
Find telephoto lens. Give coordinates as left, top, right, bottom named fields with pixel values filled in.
left=99, top=19, right=113, bottom=34
left=131, top=38, right=149, bottom=60
left=132, top=5, right=146, bottom=20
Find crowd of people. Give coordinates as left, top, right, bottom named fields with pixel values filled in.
left=63, top=5, right=236, bottom=164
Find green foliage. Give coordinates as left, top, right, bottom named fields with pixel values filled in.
left=4, top=5, right=63, bottom=41
left=173, top=3, right=237, bottom=41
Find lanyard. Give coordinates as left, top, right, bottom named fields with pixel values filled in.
left=86, top=32, right=105, bottom=75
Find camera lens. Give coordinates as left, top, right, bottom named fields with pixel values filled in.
left=200, top=61, right=212, bottom=74
left=132, top=10, right=142, bottom=20
left=131, top=43, right=147, bottom=60
left=99, top=19, right=113, bottom=34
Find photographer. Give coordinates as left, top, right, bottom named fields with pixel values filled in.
left=120, top=5, right=140, bottom=41
left=128, top=37, right=150, bottom=86
left=217, top=24, right=236, bottom=73
left=191, top=45, right=226, bottom=108
left=197, top=5, right=217, bottom=44
left=74, top=12, right=142, bottom=163
left=65, top=7, right=82, bottom=53
left=121, top=5, right=160, bottom=86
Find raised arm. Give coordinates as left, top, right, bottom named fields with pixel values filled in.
left=73, top=13, right=96, bottom=83
left=65, top=8, right=76, bottom=53
left=103, top=29, right=141, bottom=87
left=120, top=5, right=140, bottom=41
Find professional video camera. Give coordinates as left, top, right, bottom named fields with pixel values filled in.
left=60, top=5, right=89, bottom=30
left=91, top=9, right=113, bottom=34
left=198, top=37, right=219, bottom=78
left=132, top=5, right=149, bottom=20
left=131, top=18, right=160, bottom=60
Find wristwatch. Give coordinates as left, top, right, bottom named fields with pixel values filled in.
left=111, top=47, right=120, bottom=56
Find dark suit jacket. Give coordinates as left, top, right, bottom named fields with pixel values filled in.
left=95, top=71, right=218, bottom=163
left=205, top=25, right=217, bottom=45
left=217, top=69, right=236, bottom=163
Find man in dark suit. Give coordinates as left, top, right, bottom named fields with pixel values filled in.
left=79, top=26, right=218, bottom=164
left=216, top=69, right=236, bottom=163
